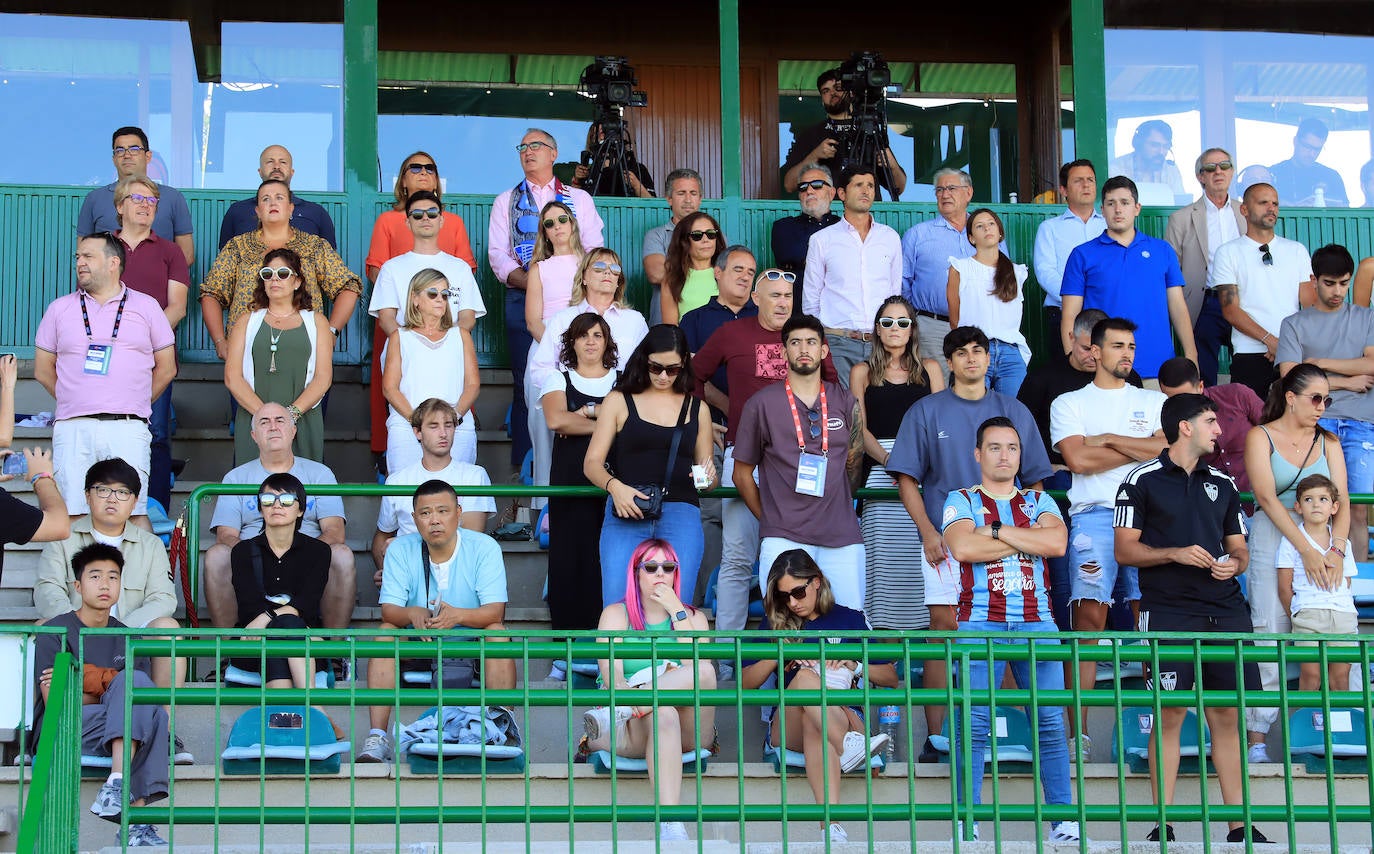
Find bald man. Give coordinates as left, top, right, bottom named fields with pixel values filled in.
left=218, top=144, right=337, bottom=250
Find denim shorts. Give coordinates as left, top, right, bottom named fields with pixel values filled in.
left=1067, top=506, right=1139, bottom=605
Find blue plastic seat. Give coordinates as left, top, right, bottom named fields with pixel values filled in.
left=220, top=706, right=349, bottom=776
left=1288, top=707, right=1369, bottom=772
left=402, top=705, right=525, bottom=774
left=1112, top=706, right=1212, bottom=774
left=936, top=706, right=1036, bottom=770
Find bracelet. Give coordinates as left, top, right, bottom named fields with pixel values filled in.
left=605, top=476, right=619, bottom=491
left=1332, top=547, right=1347, bottom=557
left=286, top=404, right=303, bottom=424
left=29, top=471, right=52, bottom=486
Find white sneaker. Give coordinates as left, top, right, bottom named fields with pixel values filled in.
left=955, top=820, right=979, bottom=841
left=1071, top=732, right=1093, bottom=761
left=839, top=731, right=890, bottom=772
left=1248, top=743, right=1269, bottom=763
left=1048, top=820, right=1081, bottom=843
left=355, top=731, right=393, bottom=763
left=659, top=821, right=689, bottom=842
left=828, top=822, right=848, bottom=843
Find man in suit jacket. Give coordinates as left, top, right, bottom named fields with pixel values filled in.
left=1166, top=148, right=1246, bottom=387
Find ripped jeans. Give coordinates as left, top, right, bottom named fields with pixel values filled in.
left=1067, top=506, right=1140, bottom=606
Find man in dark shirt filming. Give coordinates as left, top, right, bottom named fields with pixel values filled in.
left=1113, top=393, right=1268, bottom=846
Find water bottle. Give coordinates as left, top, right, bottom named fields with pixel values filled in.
left=877, top=704, right=901, bottom=764
left=1008, top=192, right=1019, bottom=204
left=1313, top=186, right=1327, bottom=207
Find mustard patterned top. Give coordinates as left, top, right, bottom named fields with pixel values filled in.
left=200, top=228, right=362, bottom=330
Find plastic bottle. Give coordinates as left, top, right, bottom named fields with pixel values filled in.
left=1313, top=186, right=1327, bottom=207
left=877, top=704, right=901, bottom=764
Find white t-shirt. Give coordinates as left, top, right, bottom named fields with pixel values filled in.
left=949, top=255, right=1030, bottom=364
left=377, top=459, right=497, bottom=536
left=1050, top=382, right=1166, bottom=514
left=369, top=250, right=488, bottom=325
left=539, top=368, right=618, bottom=401
left=1274, top=526, right=1358, bottom=615
left=1208, top=235, right=1311, bottom=355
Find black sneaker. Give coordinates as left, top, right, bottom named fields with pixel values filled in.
left=917, top=736, right=942, bottom=764
left=1226, top=826, right=1273, bottom=844
left=1146, top=824, right=1175, bottom=842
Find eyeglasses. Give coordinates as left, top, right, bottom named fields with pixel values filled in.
left=1259, top=243, right=1273, bottom=266
left=406, top=163, right=438, bottom=174
left=648, top=361, right=684, bottom=378
left=805, top=408, right=821, bottom=439
left=590, top=260, right=623, bottom=275
left=112, top=145, right=146, bottom=157
left=797, top=179, right=832, bottom=192
left=1307, top=393, right=1334, bottom=409
left=515, top=141, right=551, bottom=153
left=756, top=269, right=796, bottom=284
left=259, top=267, right=295, bottom=281
left=1198, top=160, right=1234, bottom=174
left=258, top=493, right=300, bottom=508
left=89, top=485, right=134, bottom=501
left=543, top=215, right=571, bottom=229
left=688, top=229, right=720, bottom=241
left=408, top=208, right=442, bottom=220
left=124, top=193, right=159, bottom=207
left=422, top=288, right=452, bottom=300
left=878, top=316, right=913, bottom=329
left=778, top=580, right=812, bottom=601
left=934, top=184, right=968, bottom=195
left=639, top=561, right=678, bottom=575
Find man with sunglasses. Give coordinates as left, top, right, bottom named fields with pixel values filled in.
left=1277, top=244, right=1374, bottom=561
left=803, top=166, right=902, bottom=384
left=694, top=273, right=840, bottom=636
left=218, top=144, right=337, bottom=251
left=77, top=126, right=194, bottom=266
left=489, top=128, right=605, bottom=470
left=1209, top=182, right=1313, bottom=400
left=780, top=69, right=906, bottom=199
left=642, top=169, right=704, bottom=324
left=370, top=190, right=486, bottom=336
left=1165, top=148, right=1246, bottom=387
left=771, top=163, right=840, bottom=311
left=204, top=403, right=355, bottom=632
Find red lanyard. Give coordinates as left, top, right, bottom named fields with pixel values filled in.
left=785, top=379, right=827, bottom=454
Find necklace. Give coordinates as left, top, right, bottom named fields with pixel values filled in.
left=267, top=308, right=295, bottom=321
left=268, top=326, right=283, bottom=373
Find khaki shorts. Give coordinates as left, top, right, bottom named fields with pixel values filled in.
left=1291, top=608, right=1359, bottom=646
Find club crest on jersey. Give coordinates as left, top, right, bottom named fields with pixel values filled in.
left=1019, top=502, right=1034, bottom=517
left=1204, top=482, right=1218, bottom=502
left=1158, top=671, right=1178, bottom=691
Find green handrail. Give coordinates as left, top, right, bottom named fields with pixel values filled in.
left=15, top=650, right=80, bottom=854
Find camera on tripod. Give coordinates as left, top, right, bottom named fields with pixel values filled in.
left=832, top=50, right=900, bottom=201
left=579, top=56, right=647, bottom=109
left=837, top=51, right=891, bottom=106
left=577, top=56, right=649, bottom=196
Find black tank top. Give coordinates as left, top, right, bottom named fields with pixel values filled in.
left=863, top=366, right=933, bottom=440
left=550, top=371, right=618, bottom=487
left=614, top=393, right=700, bottom=507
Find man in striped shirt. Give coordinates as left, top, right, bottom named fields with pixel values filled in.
left=942, top=417, right=1079, bottom=845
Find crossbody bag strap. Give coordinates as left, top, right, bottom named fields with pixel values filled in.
left=660, top=395, right=693, bottom=497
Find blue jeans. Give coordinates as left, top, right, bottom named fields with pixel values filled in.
left=1041, top=471, right=1073, bottom=631
left=953, top=621, right=1072, bottom=819
left=985, top=339, right=1027, bottom=399
left=505, top=288, right=534, bottom=467
left=148, top=384, right=175, bottom=510
left=599, top=499, right=703, bottom=607
left=1319, top=417, right=1374, bottom=496
left=1068, top=506, right=1140, bottom=605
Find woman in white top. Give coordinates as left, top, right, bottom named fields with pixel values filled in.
left=946, top=207, right=1030, bottom=397
left=381, top=269, right=480, bottom=472
left=224, top=248, right=333, bottom=463
left=524, top=201, right=586, bottom=508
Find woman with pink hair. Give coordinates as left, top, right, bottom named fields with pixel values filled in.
left=587, top=538, right=715, bottom=843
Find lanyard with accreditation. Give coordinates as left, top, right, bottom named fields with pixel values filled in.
left=79, top=290, right=127, bottom=376
left=785, top=379, right=828, bottom=497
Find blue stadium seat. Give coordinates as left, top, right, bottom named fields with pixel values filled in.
left=402, top=705, right=525, bottom=774
left=1288, top=707, right=1369, bottom=773
left=223, top=664, right=333, bottom=689
left=1350, top=562, right=1374, bottom=619
left=220, top=706, right=349, bottom=776
left=702, top=564, right=763, bottom=620
left=763, top=740, right=884, bottom=774
left=1113, top=706, right=1212, bottom=774
left=936, top=706, right=1036, bottom=769
left=590, top=748, right=711, bottom=775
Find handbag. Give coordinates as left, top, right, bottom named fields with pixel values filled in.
left=628, top=395, right=693, bottom=521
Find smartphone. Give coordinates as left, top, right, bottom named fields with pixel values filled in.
left=1, top=452, right=26, bottom=477
left=579, top=150, right=593, bottom=168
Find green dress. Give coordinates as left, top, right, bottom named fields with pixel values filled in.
left=235, top=318, right=324, bottom=463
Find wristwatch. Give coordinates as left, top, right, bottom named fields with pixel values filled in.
left=328, top=326, right=340, bottom=337
left=673, top=609, right=688, bottom=623
left=991, top=521, right=1003, bottom=540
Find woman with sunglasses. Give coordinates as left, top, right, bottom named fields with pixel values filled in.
left=364, top=152, right=479, bottom=470
left=201, top=180, right=361, bottom=365
left=1242, top=363, right=1349, bottom=760
left=223, top=248, right=333, bottom=463
left=660, top=213, right=725, bottom=325
left=381, top=269, right=481, bottom=472
left=947, top=208, right=1030, bottom=397
left=591, top=538, right=714, bottom=843
left=229, top=473, right=332, bottom=694
left=584, top=325, right=716, bottom=606
left=850, top=296, right=944, bottom=631
left=740, top=550, right=897, bottom=845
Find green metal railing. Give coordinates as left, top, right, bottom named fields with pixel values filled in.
left=14, top=645, right=81, bottom=854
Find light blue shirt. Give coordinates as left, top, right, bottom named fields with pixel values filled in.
left=379, top=531, right=507, bottom=614
left=900, top=216, right=1007, bottom=316
left=1032, top=208, right=1106, bottom=308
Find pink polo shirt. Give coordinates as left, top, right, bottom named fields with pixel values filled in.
left=34, top=285, right=176, bottom=420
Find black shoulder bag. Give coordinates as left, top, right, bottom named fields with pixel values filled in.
left=628, top=395, right=693, bottom=521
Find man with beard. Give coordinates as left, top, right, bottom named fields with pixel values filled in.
left=771, top=163, right=840, bottom=310
left=780, top=69, right=905, bottom=199
left=1109, top=119, right=1185, bottom=199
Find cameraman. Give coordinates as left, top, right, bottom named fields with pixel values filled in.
left=574, top=121, right=656, bottom=199
left=781, top=68, right=906, bottom=199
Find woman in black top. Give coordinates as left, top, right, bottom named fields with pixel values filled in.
left=584, top=325, right=717, bottom=607
left=849, top=296, right=944, bottom=630
left=540, top=312, right=621, bottom=630
left=230, top=473, right=331, bottom=687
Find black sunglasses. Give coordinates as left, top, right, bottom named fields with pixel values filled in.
left=543, top=214, right=571, bottom=228
left=648, top=361, right=684, bottom=378
left=1259, top=243, right=1273, bottom=266
left=408, top=208, right=441, bottom=220
left=258, top=492, right=299, bottom=508
left=639, top=561, right=678, bottom=575
left=797, top=179, right=832, bottom=192
left=1198, top=161, right=1234, bottom=174
left=1306, top=393, right=1334, bottom=409
left=806, top=408, right=821, bottom=439
left=688, top=229, right=720, bottom=241
left=406, top=163, right=438, bottom=174
left=778, top=580, right=812, bottom=601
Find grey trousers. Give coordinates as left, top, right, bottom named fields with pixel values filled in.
left=82, top=669, right=169, bottom=805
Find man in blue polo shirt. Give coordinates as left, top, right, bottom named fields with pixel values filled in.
left=218, top=145, right=337, bottom=250
left=1059, top=176, right=1196, bottom=380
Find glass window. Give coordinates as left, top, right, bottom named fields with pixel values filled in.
left=1104, top=29, right=1374, bottom=207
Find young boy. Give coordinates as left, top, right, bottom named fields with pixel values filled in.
left=34, top=543, right=170, bottom=847
left=1275, top=474, right=1359, bottom=692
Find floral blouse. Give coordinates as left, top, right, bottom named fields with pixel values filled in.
left=201, top=228, right=362, bottom=330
